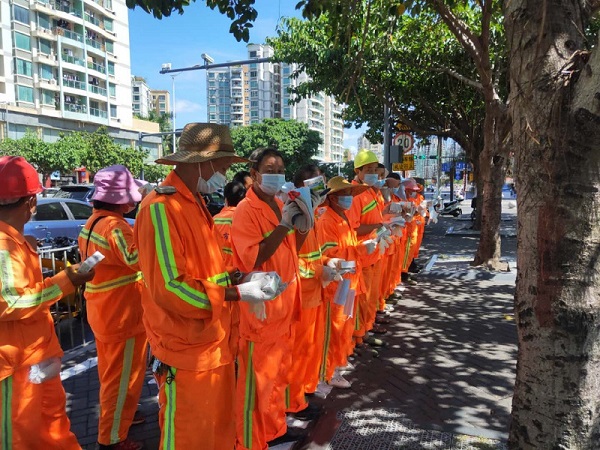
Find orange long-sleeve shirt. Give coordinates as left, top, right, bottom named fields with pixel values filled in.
left=347, top=183, right=384, bottom=267
left=213, top=206, right=235, bottom=268
left=231, top=187, right=301, bottom=342
left=133, top=171, right=233, bottom=372
left=78, top=210, right=144, bottom=343
left=0, top=221, right=74, bottom=381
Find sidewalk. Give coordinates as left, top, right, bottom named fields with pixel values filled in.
left=61, top=215, right=517, bottom=449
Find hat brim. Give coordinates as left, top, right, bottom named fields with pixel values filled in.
left=155, top=150, right=250, bottom=165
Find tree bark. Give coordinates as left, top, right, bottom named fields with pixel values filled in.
left=506, top=0, right=600, bottom=448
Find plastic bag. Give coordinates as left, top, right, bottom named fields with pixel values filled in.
left=333, top=278, right=351, bottom=306
left=29, top=357, right=62, bottom=384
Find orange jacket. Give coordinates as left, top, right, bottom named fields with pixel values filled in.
left=297, top=228, right=324, bottom=309
left=78, top=210, right=144, bottom=343
left=133, top=171, right=233, bottom=372
left=347, top=183, right=384, bottom=267
left=213, top=206, right=235, bottom=268
left=231, top=187, right=301, bottom=342
left=0, top=221, right=74, bottom=381
left=316, top=207, right=366, bottom=298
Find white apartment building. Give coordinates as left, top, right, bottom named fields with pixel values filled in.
left=206, top=44, right=344, bottom=162
left=0, top=0, right=161, bottom=160
left=131, top=76, right=151, bottom=117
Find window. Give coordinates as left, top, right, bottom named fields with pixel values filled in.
left=17, top=85, right=34, bottom=103
left=12, top=5, right=29, bottom=24
left=133, top=95, right=139, bottom=101
left=103, top=18, right=113, bottom=32
left=105, top=40, right=114, bottom=53
left=249, top=51, right=257, bottom=57
left=41, top=89, right=54, bottom=105
left=107, top=61, right=115, bottom=75
left=35, top=202, right=69, bottom=221
left=158, top=95, right=165, bottom=101
left=15, top=59, right=32, bottom=77
left=110, top=105, right=117, bottom=117
left=109, top=83, right=116, bottom=97
left=14, top=32, right=31, bottom=51
left=250, top=81, right=258, bottom=89
left=38, top=13, right=50, bottom=30
left=133, top=87, right=139, bottom=92
left=250, top=71, right=257, bottom=78
left=250, top=111, right=258, bottom=118
left=67, top=202, right=92, bottom=220
left=38, top=39, right=51, bottom=55
left=39, top=64, right=53, bottom=80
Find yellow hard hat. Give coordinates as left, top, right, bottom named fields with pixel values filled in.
left=354, top=149, right=379, bottom=169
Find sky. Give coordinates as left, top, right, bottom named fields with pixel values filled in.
left=127, top=0, right=365, bottom=152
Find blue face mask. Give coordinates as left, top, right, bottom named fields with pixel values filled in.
left=363, top=173, right=379, bottom=186
left=337, top=195, right=353, bottom=210
left=374, top=179, right=386, bottom=189
left=259, top=173, right=286, bottom=196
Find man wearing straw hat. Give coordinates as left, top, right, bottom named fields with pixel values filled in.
left=133, top=123, right=282, bottom=449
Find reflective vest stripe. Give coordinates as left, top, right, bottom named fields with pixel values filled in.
left=213, top=217, right=233, bottom=225
left=163, top=367, right=177, bottom=450
left=298, top=250, right=321, bottom=262
left=299, top=266, right=316, bottom=279
left=85, top=272, right=143, bottom=294
left=110, top=337, right=135, bottom=444
left=112, top=229, right=139, bottom=266
left=320, top=302, right=332, bottom=381
left=1, top=376, right=13, bottom=450
left=361, top=200, right=377, bottom=215
left=79, top=229, right=110, bottom=250
left=320, top=242, right=338, bottom=252
left=222, top=247, right=233, bottom=255
left=243, top=342, right=256, bottom=448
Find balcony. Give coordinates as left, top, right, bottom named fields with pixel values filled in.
left=86, top=38, right=103, bottom=50
left=84, top=12, right=100, bottom=26
left=55, top=28, right=85, bottom=44
left=64, top=103, right=87, bottom=113
left=50, top=0, right=82, bottom=17
left=88, top=85, right=106, bottom=96
left=85, top=0, right=113, bottom=13
left=90, top=107, right=108, bottom=118
left=32, top=26, right=58, bottom=40
left=61, top=54, right=85, bottom=67
left=87, top=61, right=105, bottom=73
left=63, top=78, right=86, bottom=90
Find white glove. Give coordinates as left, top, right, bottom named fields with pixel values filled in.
left=237, top=280, right=276, bottom=303
left=326, top=258, right=345, bottom=269
left=379, top=234, right=394, bottom=254
left=363, top=239, right=377, bottom=255
left=249, top=302, right=267, bottom=321
left=321, top=265, right=337, bottom=282
left=280, top=201, right=302, bottom=229
left=391, top=226, right=403, bottom=237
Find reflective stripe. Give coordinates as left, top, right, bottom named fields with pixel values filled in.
left=213, top=217, right=233, bottom=225
left=112, top=229, right=139, bottom=266
left=207, top=271, right=231, bottom=287
left=263, top=228, right=295, bottom=238
left=361, top=200, right=377, bottom=215
left=163, top=367, right=177, bottom=450
left=222, top=247, right=233, bottom=255
left=110, top=337, right=135, bottom=444
left=150, top=203, right=212, bottom=311
left=79, top=228, right=110, bottom=250
left=0, top=250, right=63, bottom=308
left=320, top=242, right=338, bottom=252
left=243, top=342, right=255, bottom=449
left=299, top=250, right=321, bottom=262
left=285, top=385, right=290, bottom=410
left=320, top=302, right=331, bottom=381
left=402, top=238, right=412, bottom=271
left=299, top=266, right=316, bottom=279
left=85, top=272, right=143, bottom=294
left=1, top=376, right=12, bottom=450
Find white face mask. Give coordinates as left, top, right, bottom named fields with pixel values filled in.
left=337, top=195, right=353, bottom=210
left=259, top=173, right=286, bottom=196
left=363, top=173, right=379, bottom=186
left=197, top=161, right=227, bottom=194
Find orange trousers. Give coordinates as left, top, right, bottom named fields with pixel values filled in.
left=0, top=365, right=80, bottom=449
left=155, top=362, right=235, bottom=450
left=320, top=302, right=356, bottom=382
left=414, top=220, right=426, bottom=260
left=402, top=224, right=418, bottom=272
left=361, top=261, right=382, bottom=333
left=287, top=305, right=324, bottom=408
left=379, top=251, right=396, bottom=310
left=96, top=333, right=147, bottom=446
left=236, top=335, right=292, bottom=450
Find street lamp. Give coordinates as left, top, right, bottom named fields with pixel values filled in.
left=162, top=63, right=180, bottom=153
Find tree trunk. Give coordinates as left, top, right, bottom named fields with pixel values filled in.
left=471, top=161, right=484, bottom=230
left=506, top=0, right=600, bottom=448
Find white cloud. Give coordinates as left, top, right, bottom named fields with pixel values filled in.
left=343, top=126, right=366, bottom=149
left=175, top=99, right=202, bottom=114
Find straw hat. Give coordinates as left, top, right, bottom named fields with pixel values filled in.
left=327, top=176, right=370, bottom=196
left=155, top=123, right=250, bottom=165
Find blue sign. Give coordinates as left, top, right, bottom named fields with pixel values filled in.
left=441, top=162, right=450, bottom=172
left=455, top=162, right=467, bottom=171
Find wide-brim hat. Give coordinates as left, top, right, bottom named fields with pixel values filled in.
left=327, top=176, right=370, bottom=196
left=92, top=165, right=142, bottom=205
left=155, top=123, right=250, bottom=165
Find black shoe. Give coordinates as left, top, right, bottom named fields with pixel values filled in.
left=292, top=402, right=323, bottom=421
left=267, top=428, right=307, bottom=446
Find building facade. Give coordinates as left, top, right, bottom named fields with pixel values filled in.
left=0, top=0, right=161, bottom=161
left=131, top=76, right=151, bottom=117
left=206, top=44, right=344, bottom=162
left=150, top=89, right=169, bottom=115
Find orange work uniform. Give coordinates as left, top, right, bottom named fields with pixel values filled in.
left=404, top=194, right=424, bottom=271
left=133, top=171, right=235, bottom=450
left=317, top=207, right=366, bottom=381
left=347, top=184, right=384, bottom=338
left=0, top=221, right=80, bottom=449
left=231, top=187, right=301, bottom=450
left=287, top=227, right=325, bottom=410
left=78, top=210, right=147, bottom=446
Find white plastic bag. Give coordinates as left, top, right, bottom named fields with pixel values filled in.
left=29, top=357, right=62, bottom=384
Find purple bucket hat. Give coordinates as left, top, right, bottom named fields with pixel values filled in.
left=92, top=165, right=142, bottom=205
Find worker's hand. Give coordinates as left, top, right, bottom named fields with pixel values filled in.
left=310, top=190, right=326, bottom=210
left=363, top=239, right=378, bottom=255
left=326, top=258, right=345, bottom=269
left=280, top=201, right=302, bottom=229
left=236, top=279, right=278, bottom=303
left=65, top=265, right=95, bottom=286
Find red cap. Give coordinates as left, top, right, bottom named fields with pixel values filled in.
left=0, top=156, right=43, bottom=204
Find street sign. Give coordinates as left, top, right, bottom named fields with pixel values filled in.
left=441, top=162, right=451, bottom=172
left=395, top=122, right=411, bottom=131
left=392, top=155, right=415, bottom=172
left=455, top=161, right=467, bottom=171
left=392, top=132, right=414, bottom=153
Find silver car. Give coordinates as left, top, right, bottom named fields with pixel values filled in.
left=25, top=198, right=95, bottom=241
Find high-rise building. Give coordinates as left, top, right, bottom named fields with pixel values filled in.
left=206, top=44, right=344, bottom=162
left=0, top=0, right=162, bottom=161
left=150, top=89, right=170, bottom=115
left=131, top=76, right=151, bottom=117
left=357, top=134, right=383, bottom=161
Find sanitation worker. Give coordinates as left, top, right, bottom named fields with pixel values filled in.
left=78, top=165, right=147, bottom=450
left=0, top=155, right=93, bottom=449
left=134, top=123, right=280, bottom=450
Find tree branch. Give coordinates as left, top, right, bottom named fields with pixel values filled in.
left=431, top=67, right=484, bottom=92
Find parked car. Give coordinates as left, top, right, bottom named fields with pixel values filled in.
left=202, top=190, right=225, bottom=216
left=25, top=198, right=134, bottom=241
left=54, top=184, right=96, bottom=203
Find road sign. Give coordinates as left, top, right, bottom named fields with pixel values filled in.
left=441, top=162, right=451, bottom=172
left=392, top=132, right=414, bottom=153
left=395, top=122, right=411, bottom=131
left=392, top=155, right=415, bottom=172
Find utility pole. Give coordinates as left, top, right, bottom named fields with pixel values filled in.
left=436, top=135, right=442, bottom=198
left=383, top=104, right=390, bottom=170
